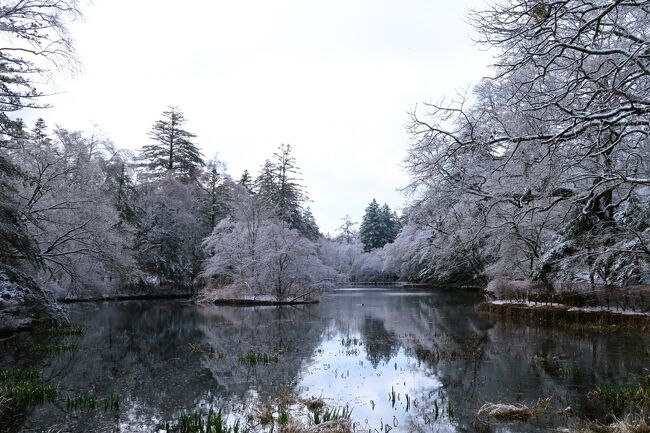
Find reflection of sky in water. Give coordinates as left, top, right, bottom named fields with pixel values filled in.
left=298, top=325, right=454, bottom=432
left=6, top=290, right=650, bottom=433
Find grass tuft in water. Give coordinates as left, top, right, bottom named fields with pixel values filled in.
left=103, top=391, right=120, bottom=412
left=0, top=367, right=57, bottom=410
left=571, top=413, right=650, bottom=433
left=278, top=406, right=290, bottom=425
left=176, top=410, right=248, bottom=433
left=65, top=393, right=97, bottom=411
left=239, top=351, right=278, bottom=365
left=34, top=323, right=85, bottom=337
left=31, top=342, right=78, bottom=354
left=311, top=405, right=352, bottom=425
left=0, top=382, right=58, bottom=407
left=0, top=368, right=42, bottom=383
left=589, top=383, right=650, bottom=408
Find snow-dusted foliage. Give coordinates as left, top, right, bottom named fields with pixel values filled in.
left=382, top=221, right=431, bottom=281
left=359, top=199, right=399, bottom=252
left=202, top=187, right=333, bottom=301
left=398, top=0, right=650, bottom=288
left=318, top=239, right=365, bottom=283
left=318, top=238, right=389, bottom=282
left=134, top=174, right=211, bottom=286
left=9, top=122, right=135, bottom=295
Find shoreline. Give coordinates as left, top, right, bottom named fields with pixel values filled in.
left=477, top=300, right=650, bottom=332
left=58, top=293, right=194, bottom=303
left=211, top=298, right=320, bottom=306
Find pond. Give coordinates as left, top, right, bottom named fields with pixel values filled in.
left=2, top=287, right=649, bottom=432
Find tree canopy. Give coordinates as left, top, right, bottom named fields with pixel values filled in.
left=139, top=106, right=204, bottom=180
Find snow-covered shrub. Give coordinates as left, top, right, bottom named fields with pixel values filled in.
left=201, top=189, right=333, bottom=301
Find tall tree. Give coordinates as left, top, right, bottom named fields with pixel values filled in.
left=360, top=199, right=382, bottom=252
left=379, top=204, right=399, bottom=244
left=239, top=169, right=254, bottom=193
left=255, top=159, right=277, bottom=199
left=139, top=106, right=204, bottom=179
left=0, top=0, right=80, bottom=271
left=273, top=144, right=306, bottom=226
left=199, top=159, right=229, bottom=229
left=0, top=0, right=80, bottom=131
left=0, top=127, right=38, bottom=267
left=404, top=0, right=650, bottom=286
left=337, top=215, right=357, bottom=244
left=360, top=200, right=399, bottom=252
left=254, top=144, right=319, bottom=239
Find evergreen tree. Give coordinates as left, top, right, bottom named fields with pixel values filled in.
left=239, top=169, right=254, bottom=193
left=297, top=207, right=320, bottom=241
left=360, top=199, right=383, bottom=252
left=379, top=204, right=399, bottom=244
left=32, top=118, right=50, bottom=147
left=255, top=159, right=277, bottom=200
left=337, top=214, right=357, bottom=244
left=139, top=106, right=204, bottom=179
left=105, top=160, right=137, bottom=223
left=273, top=144, right=306, bottom=227
left=200, top=160, right=228, bottom=229
left=360, top=200, right=399, bottom=251
left=254, top=144, right=320, bottom=239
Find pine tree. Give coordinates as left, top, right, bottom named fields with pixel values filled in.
left=239, top=169, right=254, bottom=193
left=105, top=160, right=137, bottom=223
left=297, top=207, right=320, bottom=241
left=253, top=145, right=320, bottom=239
left=32, top=118, right=50, bottom=147
left=338, top=215, right=357, bottom=244
left=139, top=106, right=204, bottom=179
left=200, top=160, right=228, bottom=228
left=255, top=159, right=277, bottom=200
left=273, top=144, right=307, bottom=228
left=379, top=204, right=399, bottom=244
left=359, top=200, right=399, bottom=251
left=360, top=199, right=383, bottom=252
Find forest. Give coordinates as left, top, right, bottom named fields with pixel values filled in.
left=1, top=1, right=650, bottom=433
left=1, top=0, right=649, bottom=326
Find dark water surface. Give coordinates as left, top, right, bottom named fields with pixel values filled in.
left=3, top=287, right=649, bottom=432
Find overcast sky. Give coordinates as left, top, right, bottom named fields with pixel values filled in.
left=32, top=0, right=492, bottom=234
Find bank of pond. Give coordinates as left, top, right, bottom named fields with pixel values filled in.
left=1, top=287, right=649, bottom=433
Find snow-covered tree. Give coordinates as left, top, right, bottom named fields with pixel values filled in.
left=238, top=169, right=254, bottom=193
left=134, top=175, right=210, bottom=287
left=403, top=0, right=650, bottom=287
left=360, top=199, right=382, bottom=252
left=382, top=221, right=431, bottom=281
left=336, top=214, right=358, bottom=244
left=139, top=106, right=204, bottom=180
left=199, top=159, right=229, bottom=229
left=201, top=186, right=331, bottom=301
left=254, top=144, right=320, bottom=239
left=0, top=125, right=38, bottom=268
left=0, top=0, right=80, bottom=123
left=360, top=199, right=398, bottom=252
left=8, top=122, right=134, bottom=293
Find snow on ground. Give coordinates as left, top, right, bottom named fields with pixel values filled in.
left=488, top=300, right=650, bottom=316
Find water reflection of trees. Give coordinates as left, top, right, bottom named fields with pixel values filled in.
left=319, top=289, right=650, bottom=433
left=7, top=292, right=650, bottom=433
left=360, top=316, right=399, bottom=367
left=198, top=304, right=327, bottom=400
left=10, top=302, right=239, bottom=432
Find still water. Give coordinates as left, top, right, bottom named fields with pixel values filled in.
left=3, top=287, right=649, bottom=432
